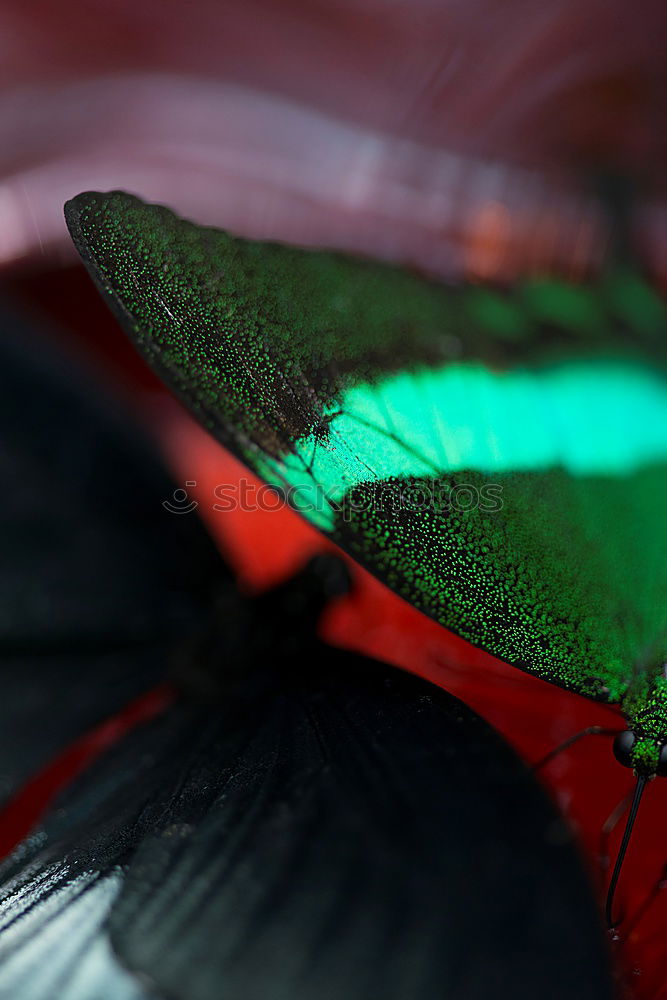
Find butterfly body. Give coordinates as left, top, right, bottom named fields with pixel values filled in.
left=65, top=191, right=667, bottom=773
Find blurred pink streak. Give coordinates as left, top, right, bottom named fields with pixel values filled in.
left=1, top=0, right=665, bottom=276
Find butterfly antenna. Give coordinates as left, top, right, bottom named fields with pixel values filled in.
left=605, top=775, right=647, bottom=929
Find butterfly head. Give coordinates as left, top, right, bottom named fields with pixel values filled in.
left=613, top=730, right=667, bottom=777
left=605, top=681, right=667, bottom=926
left=616, top=672, right=667, bottom=777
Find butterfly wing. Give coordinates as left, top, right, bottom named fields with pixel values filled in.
left=0, top=648, right=612, bottom=1000
left=65, top=191, right=667, bottom=704
left=0, top=300, right=225, bottom=802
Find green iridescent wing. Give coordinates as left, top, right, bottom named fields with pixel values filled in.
left=65, top=191, right=667, bottom=706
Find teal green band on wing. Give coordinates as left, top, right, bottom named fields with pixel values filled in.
left=266, top=360, right=667, bottom=528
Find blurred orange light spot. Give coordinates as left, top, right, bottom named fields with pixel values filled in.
left=466, top=200, right=513, bottom=281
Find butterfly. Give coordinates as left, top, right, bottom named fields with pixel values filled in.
left=0, top=297, right=612, bottom=997
left=64, top=190, right=667, bottom=924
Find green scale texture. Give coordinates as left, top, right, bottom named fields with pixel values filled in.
left=65, top=191, right=667, bottom=764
